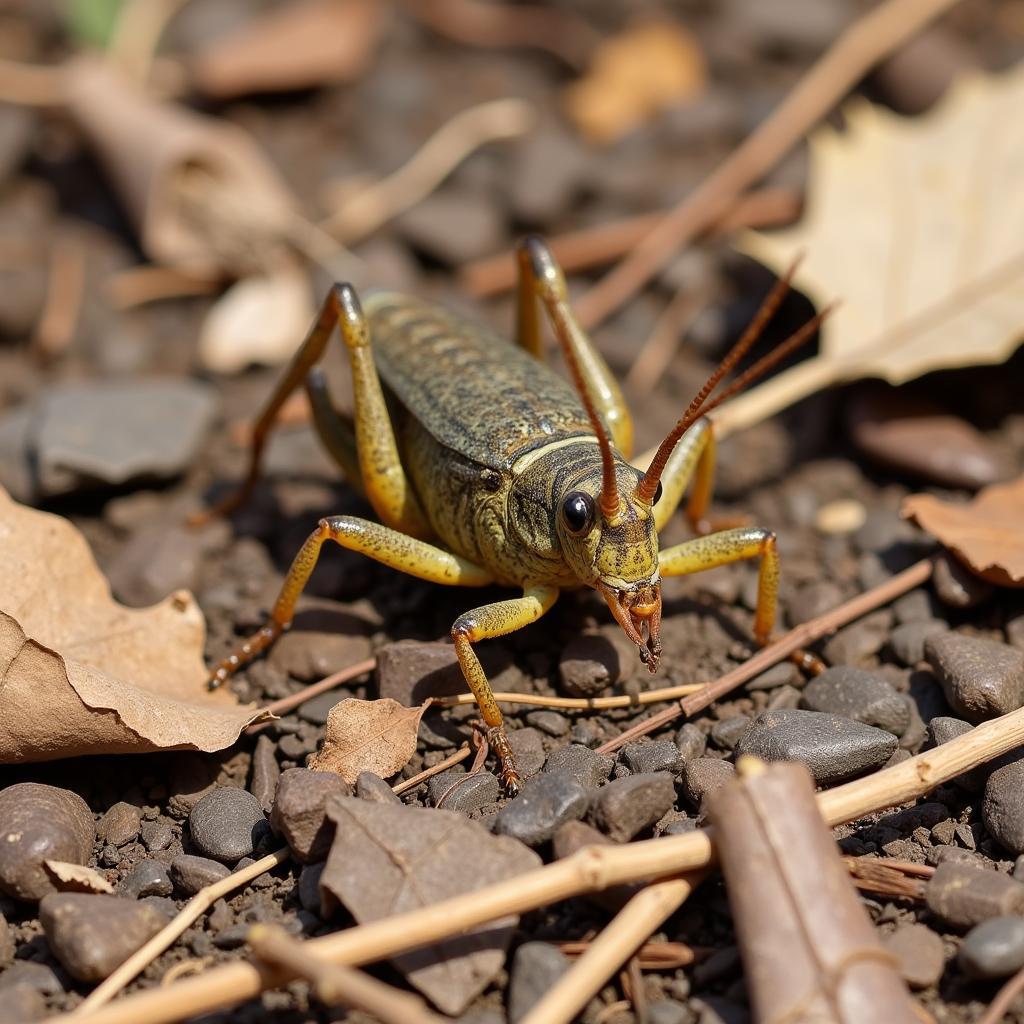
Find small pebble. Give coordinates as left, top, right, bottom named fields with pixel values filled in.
left=591, top=773, right=676, bottom=842
left=298, top=862, right=326, bottom=916
left=926, top=632, right=1024, bottom=722
left=170, top=855, right=231, bottom=896
left=746, top=662, right=800, bottom=691
left=552, top=820, right=642, bottom=911
left=0, top=984, right=46, bottom=1022
left=883, top=923, right=945, bottom=989
left=933, top=551, right=993, bottom=609
left=507, top=941, right=571, bottom=1023
left=508, top=728, right=546, bottom=779
left=493, top=771, right=589, bottom=847
left=682, top=758, right=736, bottom=810
left=709, top=716, right=752, bottom=751
left=926, top=862, right=1024, bottom=930
left=141, top=817, right=174, bottom=852
left=250, top=734, right=281, bottom=813
left=801, top=667, right=909, bottom=736
left=428, top=771, right=500, bottom=814
left=0, top=961, right=64, bottom=996
left=889, top=620, right=948, bottom=666
left=355, top=771, right=401, bottom=805
left=733, top=710, right=898, bottom=785
left=375, top=641, right=467, bottom=705
left=893, top=589, right=942, bottom=625
left=0, top=913, right=11, bottom=969
left=118, top=860, right=173, bottom=899
left=959, top=916, right=1024, bottom=980
left=270, top=769, right=350, bottom=863
left=558, top=634, right=624, bottom=698
left=544, top=744, right=614, bottom=789
left=622, top=740, right=683, bottom=776
left=787, top=580, right=844, bottom=624
left=0, top=783, right=94, bottom=902
left=814, top=498, right=866, bottom=534
left=983, top=758, right=1024, bottom=855
left=822, top=610, right=892, bottom=665
left=40, top=893, right=168, bottom=982
left=189, top=787, right=266, bottom=864
left=97, top=802, right=142, bottom=847
left=526, top=710, right=569, bottom=737
left=675, top=723, right=707, bottom=762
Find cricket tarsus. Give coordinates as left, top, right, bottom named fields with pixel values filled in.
left=202, top=238, right=828, bottom=790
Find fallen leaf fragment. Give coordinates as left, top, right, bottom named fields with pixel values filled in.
left=321, top=796, right=542, bottom=1015
left=718, top=64, right=1024, bottom=437
left=563, top=20, right=706, bottom=144
left=308, top=698, right=430, bottom=783
left=902, top=477, right=1024, bottom=588
left=0, top=486, right=265, bottom=763
left=44, top=861, right=115, bottom=895
left=189, top=0, right=387, bottom=98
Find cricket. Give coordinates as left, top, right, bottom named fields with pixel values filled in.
left=199, top=236, right=824, bottom=793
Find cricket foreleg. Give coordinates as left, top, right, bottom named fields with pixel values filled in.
left=452, top=584, right=559, bottom=794
left=209, top=516, right=493, bottom=688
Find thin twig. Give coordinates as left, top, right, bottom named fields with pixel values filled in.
left=460, top=187, right=800, bottom=299
left=72, top=848, right=290, bottom=1014
left=978, top=963, right=1024, bottom=1024
left=521, top=874, right=704, bottom=1024
left=392, top=745, right=472, bottom=795
left=32, top=237, right=86, bottom=363
left=597, top=557, right=934, bottom=755
left=436, top=681, right=707, bottom=712
left=107, top=265, right=221, bottom=309
left=56, top=699, right=1024, bottom=1024
left=558, top=940, right=698, bottom=970
left=574, top=0, right=963, bottom=329
left=320, top=99, right=534, bottom=242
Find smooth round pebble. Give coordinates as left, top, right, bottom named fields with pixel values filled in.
left=189, top=787, right=266, bottom=863
left=883, top=923, right=945, bottom=989
left=959, top=916, right=1024, bottom=980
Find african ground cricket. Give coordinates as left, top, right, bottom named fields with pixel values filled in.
left=198, top=237, right=823, bottom=792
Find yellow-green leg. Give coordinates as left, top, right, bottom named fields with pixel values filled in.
left=452, top=584, right=559, bottom=793
left=209, top=515, right=492, bottom=686
left=514, top=237, right=633, bottom=459
left=660, top=527, right=779, bottom=645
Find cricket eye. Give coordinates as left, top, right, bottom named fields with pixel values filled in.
left=652, top=481, right=664, bottom=506
left=561, top=492, right=596, bottom=536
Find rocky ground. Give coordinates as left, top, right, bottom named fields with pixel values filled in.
left=1, top=1, right=1024, bottom=1023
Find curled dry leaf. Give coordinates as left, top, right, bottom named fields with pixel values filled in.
left=0, top=486, right=264, bottom=763
left=902, top=477, right=1024, bottom=588
left=718, top=64, right=1024, bottom=438
left=563, top=20, right=706, bottom=145
left=44, top=860, right=115, bottom=895
left=198, top=259, right=314, bottom=373
left=189, top=0, right=388, bottom=98
left=321, top=795, right=542, bottom=1015
left=308, top=698, right=431, bottom=784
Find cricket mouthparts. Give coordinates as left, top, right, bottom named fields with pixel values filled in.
left=597, top=581, right=663, bottom=673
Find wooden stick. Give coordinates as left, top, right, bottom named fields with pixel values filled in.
left=574, top=0, right=963, bottom=329
left=978, top=963, right=1024, bottom=1024
left=520, top=875, right=703, bottom=1024
left=72, top=848, right=290, bottom=1013
left=437, top=681, right=707, bottom=711
left=596, top=556, right=934, bottom=755
left=54, top=698, right=1024, bottom=1024
left=391, top=745, right=472, bottom=795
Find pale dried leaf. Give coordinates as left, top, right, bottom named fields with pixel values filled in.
left=902, top=477, right=1024, bottom=588
left=190, top=0, right=387, bottom=98
left=44, top=860, right=115, bottom=894
left=563, top=20, right=706, bottom=144
left=720, top=66, right=1024, bottom=437
left=0, top=486, right=264, bottom=762
left=199, top=263, right=313, bottom=373
left=308, top=698, right=430, bottom=783
left=321, top=796, right=541, bottom=1014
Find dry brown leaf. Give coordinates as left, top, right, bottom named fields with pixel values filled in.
left=902, top=477, right=1024, bottom=588
left=189, top=0, right=388, bottom=98
left=308, top=698, right=430, bottom=783
left=44, top=860, right=115, bottom=894
left=716, top=64, right=1024, bottom=438
left=0, top=486, right=264, bottom=763
left=321, top=795, right=542, bottom=1015
left=198, top=260, right=314, bottom=373
left=563, top=20, right=706, bottom=145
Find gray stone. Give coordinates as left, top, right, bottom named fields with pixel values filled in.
left=983, top=758, right=1024, bottom=855
left=189, top=787, right=266, bottom=864
left=822, top=610, right=892, bottom=665
left=745, top=662, right=800, bottom=691
left=933, top=551, right=993, bottom=609
left=787, top=580, right=844, bottom=624
left=0, top=783, right=94, bottom=902
left=106, top=521, right=203, bottom=607
left=375, top=640, right=471, bottom=705
left=0, top=984, right=46, bottom=1022
left=397, top=188, right=504, bottom=265
left=355, top=771, right=401, bottom=805
left=591, top=773, right=676, bottom=842
left=926, top=862, right=1024, bottom=931
left=508, top=728, right=546, bottom=779
left=428, top=771, right=500, bottom=814
left=270, top=627, right=372, bottom=687
left=141, top=817, right=174, bottom=852
left=250, top=734, right=280, bottom=814
left=558, top=634, right=625, bottom=698
left=507, top=941, right=572, bottom=1023
left=170, top=855, right=231, bottom=896
left=801, top=667, right=910, bottom=736
left=296, top=692, right=346, bottom=724
left=298, top=861, right=326, bottom=916
left=40, top=893, right=168, bottom=982
left=889, top=620, right=948, bottom=666
left=882, top=923, right=945, bottom=989
left=544, top=744, right=614, bottom=789
left=675, top=724, right=707, bottom=762
left=894, top=589, right=943, bottom=624
left=118, top=860, right=172, bottom=899
left=959, top=916, right=1024, bottom=980
left=270, top=769, right=350, bottom=863
left=622, top=740, right=683, bottom=776
left=551, top=821, right=642, bottom=911
left=526, top=710, right=569, bottom=737
left=733, top=710, right=898, bottom=786
left=97, top=802, right=142, bottom=847
left=926, top=633, right=1024, bottom=722
left=709, top=716, right=752, bottom=751
left=494, top=771, right=589, bottom=847
left=0, top=960, right=64, bottom=996
left=682, top=759, right=735, bottom=810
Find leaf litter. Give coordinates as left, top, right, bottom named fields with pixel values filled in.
left=321, top=795, right=541, bottom=1015
left=0, top=486, right=264, bottom=762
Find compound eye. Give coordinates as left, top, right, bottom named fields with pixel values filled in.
left=561, top=492, right=595, bottom=536
left=653, top=481, right=664, bottom=506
